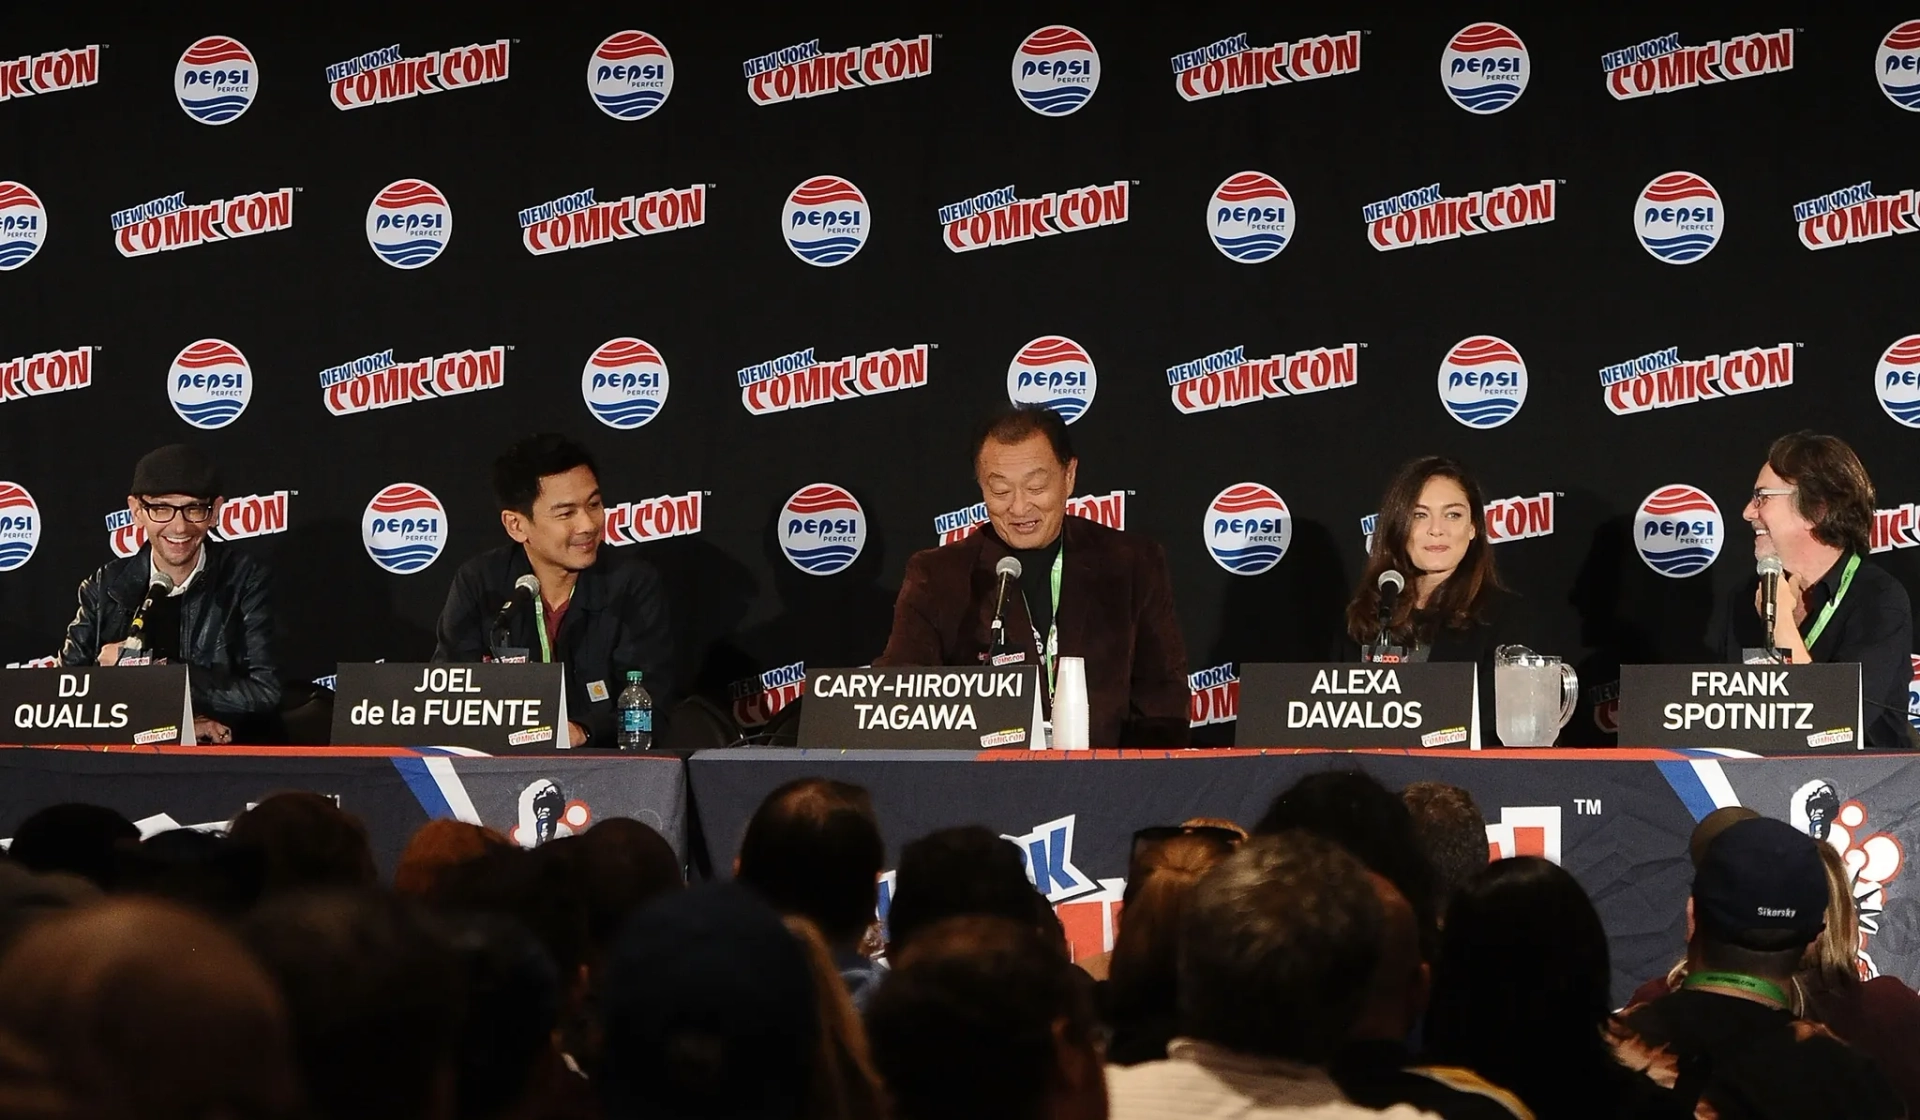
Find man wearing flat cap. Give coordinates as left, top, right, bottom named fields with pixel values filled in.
left=58, top=445, right=281, bottom=745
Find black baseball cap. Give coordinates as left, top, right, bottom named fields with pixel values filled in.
left=129, top=444, right=221, bottom=499
left=1692, top=817, right=1828, bottom=949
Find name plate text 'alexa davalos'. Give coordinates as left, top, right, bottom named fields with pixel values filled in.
left=1617, top=664, right=1861, bottom=754
left=331, top=663, right=569, bottom=753
left=800, top=666, right=1044, bottom=749
left=1235, top=663, right=1481, bottom=748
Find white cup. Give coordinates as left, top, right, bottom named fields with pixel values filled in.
left=1052, top=656, right=1091, bottom=750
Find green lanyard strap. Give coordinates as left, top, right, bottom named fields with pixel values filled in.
left=1683, top=970, right=1789, bottom=1008
left=532, top=586, right=575, bottom=665
left=1801, top=553, right=1860, bottom=649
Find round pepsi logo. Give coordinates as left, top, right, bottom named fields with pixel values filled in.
left=366, top=179, right=452, bottom=270
left=1205, top=484, right=1292, bottom=576
left=1437, top=336, right=1527, bottom=428
left=1207, top=172, right=1294, bottom=264
left=1877, top=22, right=1920, bottom=110
left=1876, top=334, right=1920, bottom=428
left=0, top=482, right=40, bottom=573
left=168, top=339, right=251, bottom=430
left=1007, top=336, right=1097, bottom=424
left=778, top=484, right=866, bottom=576
left=1908, top=655, right=1920, bottom=731
left=782, top=176, right=870, bottom=267
left=0, top=182, right=47, bottom=272
left=588, top=30, right=673, bottom=120
left=582, top=337, right=669, bottom=429
left=1635, top=172, right=1723, bottom=265
left=1441, top=23, right=1528, bottom=113
left=1012, top=26, right=1099, bottom=116
left=175, top=36, right=257, bottom=125
left=1633, top=485, right=1723, bottom=578
left=362, top=484, right=448, bottom=575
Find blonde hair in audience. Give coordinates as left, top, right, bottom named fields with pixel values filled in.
left=783, top=915, right=885, bottom=1120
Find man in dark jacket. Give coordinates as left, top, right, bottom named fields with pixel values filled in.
left=59, top=445, right=281, bottom=744
left=433, top=434, right=674, bottom=749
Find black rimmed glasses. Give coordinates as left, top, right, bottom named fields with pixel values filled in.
left=139, top=500, right=214, bottom=524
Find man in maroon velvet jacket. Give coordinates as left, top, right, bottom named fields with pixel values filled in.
left=876, top=406, right=1190, bottom=747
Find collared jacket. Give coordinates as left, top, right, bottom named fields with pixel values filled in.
left=58, top=543, right=283, bottom=721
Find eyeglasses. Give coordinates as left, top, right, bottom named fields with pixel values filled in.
left=139, top=500, right=214, bottom=524
left=1750, top=487, right=1795, bottom=507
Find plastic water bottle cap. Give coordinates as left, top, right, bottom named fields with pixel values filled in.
left=626, top=670, right=643, bottom=682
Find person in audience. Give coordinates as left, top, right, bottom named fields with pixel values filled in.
left=1400, top=782, right=1489, bottom=923
left=0, top=898, right=297, bottom=1120
left=1722, top=432, right=1916, bottom=749
left=735, top=778, right=887, bottom=1008
left=434, top=432, right=675, bottom=749
left=1425, top=858, right=1681, bottom=1119
left=1612, top=819, right=1903, bottom=1118
left=868, top=915, right=1107, bottom=1120
left=1626, top=806, right=1768, bottom=1009
left=575, top=816, right=684, bottom=949
left=0, top=861, right=98, bottom=955
left=596, top=884, right=817, bottom=1120
left=1255, top=770, right=1440, bottom=958
left=441, top=912, right=562, bottom=1120
left=394, top=820, right=512, bottom=896
left=243, top=890, right=460, bottom=1120
left=117, top=826, right=264, bottom=917
left=1797, top=842, right=1920, bottom=1114
left=6, top=803, right=138, bottom=889
left=885, top=825, right=1061, bottom=958
left=1332, top=874, right=1529, bottom=1119
left=1102, top=825, right=1240, bottom=1065
left=1106, top=832, right=1430, bottom=1119
left=227, top=791, right=377, bottom=894
left=783, top=916, right=886, bottom=1120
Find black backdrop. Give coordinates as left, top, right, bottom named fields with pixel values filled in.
left=3, top=4, right=1918, bottom=743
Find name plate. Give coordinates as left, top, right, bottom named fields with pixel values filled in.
left=1617, top=664, right=1862, bottom=754
left=799, top=666, right=1043, bottom=749
left=0, top=665, right=193, bottom=745
left=331, top=663, right=569, bottom=754
left=1236, top=663, right=1481, bottom=748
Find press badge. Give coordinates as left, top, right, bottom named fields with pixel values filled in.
left=586, top=680, right=610, bottom=703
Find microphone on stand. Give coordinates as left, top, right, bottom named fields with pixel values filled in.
left=988, top=556, right=1023, bottom=658
left=491, top=574, right=541, bottom=649
left=119, top=572, right=175, bottom=664
left=1757, top=555, right=1784, bottom=661
left=1375, top=569, right=1405, bottom=648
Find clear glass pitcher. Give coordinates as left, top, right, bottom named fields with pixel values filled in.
left=1493, top=645, right=1578, bottom=747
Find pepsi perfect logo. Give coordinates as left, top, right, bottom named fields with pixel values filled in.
left=1909, top=655, right=1919, bottom=731
left=1437, top=336, right=1527, bottom=428
left=589, top=31, right=672, bottom=120
left=168, top=339, right=251, bottom=429
left=778, top=484, right=866, bottom=576
left=1877, top=335, right=1920, bottom=429
left=0, top=482, right=40, bottom=573
left=1634, top=485, right=1723, bottom=578
left=1636, top=172, right=1723, bottom=264
left=175, top=36, right=256, bottom=125
left=1007, top=337, right=1097, bottom=424
left=1879, top=22, right=1920, bottom=111
left=783, top=176, right=870, bottom=267
left=582, top=337, right=669, bottom=429
left=1206, top=483, right=1292, bottom=576
left=362, top=484, right=447, bottom=575
left=1208, top=172, right=1294, bottom=263
left=1442, top=23, right=1528, bottom=113
left=366, top=179, right=452, bottom=269
left=1012, top=26, right=1099, bottom=116
left=0, top=182, right=47, bottom=271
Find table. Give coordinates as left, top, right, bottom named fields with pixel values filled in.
left=688, top=747, right=1920, bottom=1006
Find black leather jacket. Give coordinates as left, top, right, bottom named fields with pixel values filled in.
left=58, top=544, right=283, bottom=721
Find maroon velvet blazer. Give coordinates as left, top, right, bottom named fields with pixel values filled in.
left=875, top=516, right=1190, bottom=747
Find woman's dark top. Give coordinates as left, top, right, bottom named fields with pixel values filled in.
left=1341, top=585, right=1530, bottom=741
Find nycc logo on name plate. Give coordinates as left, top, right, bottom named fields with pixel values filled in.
left=168, top=340, right=251, bottom=429
left=0, top=482, right=40, bottom=573
left=1207, top=172, right=1293, bottom=263
left=0, top=182, right=46, bottom=271
left=1635, top=172, right=1723, bottom=264
left=582, top=338, right=669, bottom=429
left=1877, top=335, right=1920, bottom=428
left=783, top=176, right=870, bottom=267
left=1007, top=337, right=1097, bottom=424
left=366, top=179, right=452, bottom=269
left=362, top=484, right=447, bottom=575
left=589, top=31, right=673, bottom=120
left=175, top=36, right=256, bottom=125
left=1437, top=336, right=1526, bottom=428
left=1205, top=484, right=1291, bottom=576
left=1012, top=26, right=1099, bottom=116
left=778, top=484, right=866, bottom=576
left=1634, top=485, right=1723, bottom=578
left=1442, top=23, right=1528, bottom=113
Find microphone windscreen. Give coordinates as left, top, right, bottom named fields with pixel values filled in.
left=995, top=556, right=1023, bottom=579
left=1756, top=556, right=1784, bottom=577
left=514, top=573, right=542, bottom=594
left=1377, top=568, right=1406, bottom=593
left=150, top=571, right=175, bottom=594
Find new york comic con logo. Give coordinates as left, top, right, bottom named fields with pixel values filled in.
left=1012, top=26, right=1099, bottom=116
left=1602, top=28, right=1792, bottom=99
left=106, top=492, right=290, bottom=558
left=517, top=184, right=704, bottom=256
left=362, top=484, right=446, bottom=575
left=582, top=338, right=668, bottom=430
left=0, top=483, right=40, bottom=573
left=1792, top=181, right=1920, bottom=250
left=589, top=31, right=672, bottom=120
left=0, top=44, right=98, bottom=100
left=319, top=347, right=505, bottom=416
left=110, top=188, right=293, bottom=258
left=730, top=661, right=807, bottom=728
left=0, top=182, right=48, bottom=271
left=1363, top=180, right=1556, bottom=251
left=0, top=347, right=91, bottom=405
left=738, top=344, right=928, bottom=416
left=325, top=39, right=509, bottom=109
left=1442, top=23, right=1528, bottom=113
left=934, top=491, right=1125, bottom=546
left=175, top=37, right=255, bottom=125
left=168, top=340, right=249, bottom=429
left=939, top=181, right=1129, bottom=253
left=1598, top=343, right=1793, bottom=415
left=603, top=492, right=702, bottom=547
left=1361, top=492, right=1556, bottom=552
left=1170, top=28, right=1361, bottom=101
left=1168, top=342, right=1357, bottom=414
left=1872, top=500, right=1920, bottom=554
left=744, top=33, right=931, bottom=105
left=778, top=484, right=866, bottom=576
left=1634, top=485, right=1723, bottom=578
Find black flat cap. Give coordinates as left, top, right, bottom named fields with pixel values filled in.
left=129, top=444, right=222, bottom=499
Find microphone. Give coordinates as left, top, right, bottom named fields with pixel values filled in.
left=1375, top=569, right=1406, bottom=643
left=120, top=572, right=175, bottom=659
left=1758, top=556, right=1784, bottom=659
left=492, top=574, right=540, bottom=643
left=989, top=556, right=1023, bottom=657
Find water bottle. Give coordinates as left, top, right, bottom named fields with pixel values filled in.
left=617, top=670, right=653, bottom=751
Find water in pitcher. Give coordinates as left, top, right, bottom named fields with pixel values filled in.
left=1495, top=663, right=1559, bottom=747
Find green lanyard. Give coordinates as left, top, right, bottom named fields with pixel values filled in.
left=1022, top=546, right=1065, bottom=695
left=1683, top=970, right=1789, bottom=1008
left=533, top=587, right=575, bottom=665
left=1802, top=553, right=1861, bottom=649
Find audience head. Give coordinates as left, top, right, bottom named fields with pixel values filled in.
left=736, top=778, right=884, bottom=948
left=429, top=844, right=591, bottom=999
left=1687, top=805, right=1761, bottom=867
left=1255, top=770, right=1438, bottom=955
left=117, top=827, right=265, bottom=917
left=394, top=820, right=511, bottom=897
left=886, top=826, right=1055, bottom=956
left=0, top=862, right=99, bottom=956
left=0, top=898, right=296, bottom=1120
left=227, top=792, right=377, bottom=894
left=441, top=912, right=562, bottom=1120
left=243, top=890, right=460, bottom=1120
left=596, top=884, right=816, bottom=1120
left=783, top=916, right=885, bottom=1120
left=1689, top=817, right=1829, bottom=978
left=1805, top=840, right=1861, bottom=989
left=1107, top=825, right=1240, bottom=1018
left=1399, top=781, right=1488, bottom=920
left=868, top=916, right=1104, bottom=1120
left=1178, top=832, right=1384, bottom=1064
left=8, top=803, right=138, bottom=889
left=1351, top=873, right=1430, bottom=1043
left=575, top=817, right=685, bottom=954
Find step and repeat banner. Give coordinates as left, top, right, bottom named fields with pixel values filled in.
left=1, top=8, right=1918, bottom=742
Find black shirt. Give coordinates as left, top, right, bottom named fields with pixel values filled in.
left=139, top=590, right=183, bottom=664
left=1343, top=586, right=1532, bottom=742
left=1718, top=550, right=1915, bottom=750
left=1010, top=534, right=1063, bottom=651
